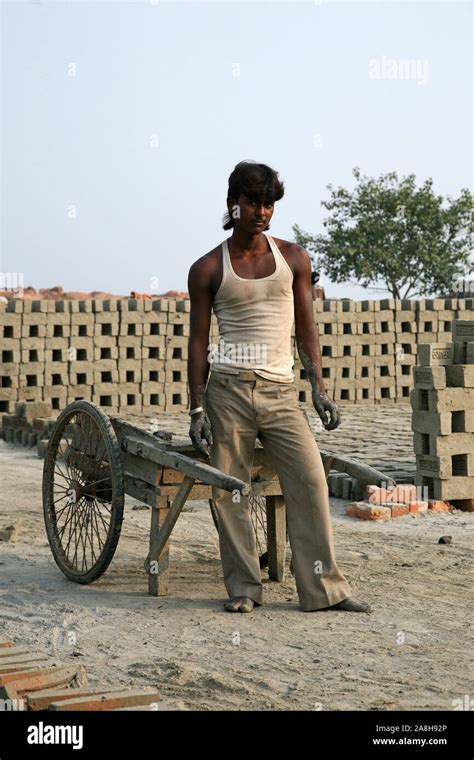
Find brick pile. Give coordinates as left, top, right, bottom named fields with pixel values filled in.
left=293, top=297, right=472, bottom=405
left=343, top=317, right=474, bottom=520
left=0, top=296, right=472, bottom=416
left=344, top=482, right=447, bottom=521
left=411, top=319, right=474, bottom=510
left=1, top=400, right=55, bottom=449
left=0, top=297, right=189, bottom=416
left=0, top=637, right=161, bottom=711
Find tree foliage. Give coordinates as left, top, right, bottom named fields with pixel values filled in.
left=293, top=167, right=473, bottom=299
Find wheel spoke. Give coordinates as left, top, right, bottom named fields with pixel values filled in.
left=250, top=495, right=267, bottom=556
left=93, top=499, right=112, bottom=536
left=63, top=500, right=81, bottom=557
left=54, top=466, right=73, bottom=486
left=91, top=506, right=106, bottom=552
left=43, top=401, right=123, bottom=582
left=70, top=499, right=87, bottom=568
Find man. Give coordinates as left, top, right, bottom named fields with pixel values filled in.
left=311, top=270, right=326, bottom=300
left=187, top=160, right=372, bottom=615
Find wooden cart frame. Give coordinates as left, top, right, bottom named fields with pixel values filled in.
left=42, top=401, right=394, bottom=597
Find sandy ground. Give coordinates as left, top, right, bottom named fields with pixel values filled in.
left=0, top=438, right=473, bottom=711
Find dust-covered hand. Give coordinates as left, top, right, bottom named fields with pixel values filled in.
left=311, top=390, right=341, bottom=431
left=189, top=410, right=213, bottom=459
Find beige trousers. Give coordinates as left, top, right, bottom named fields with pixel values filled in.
left=204, top=369, right=352, bottom=611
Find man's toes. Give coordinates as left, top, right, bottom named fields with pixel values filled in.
left=332, top=597, right=374, bottom=613
left=224, top=596, right=256, bottom=613
left=238, top=598, right=255, bottom=613
left=224, top=599, right=241, bottom=612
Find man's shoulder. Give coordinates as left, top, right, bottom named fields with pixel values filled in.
left=189, top=244, right=221, bottom=276
left=272, top=237, right=310, bottom=268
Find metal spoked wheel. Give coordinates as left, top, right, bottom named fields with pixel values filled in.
left=209, top=492, right=269, bottom=569
left=43, top=400, right=124, bottom=584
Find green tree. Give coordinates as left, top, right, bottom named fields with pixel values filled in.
left=293, top=167, right=473, bottom=299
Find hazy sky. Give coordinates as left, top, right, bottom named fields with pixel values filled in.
left=2, top=0, right=472, bottom=299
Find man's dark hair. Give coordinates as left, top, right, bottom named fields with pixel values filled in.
left=222, top=160, right=285, bottom=230
left=311, top=271, right=320, bottom=285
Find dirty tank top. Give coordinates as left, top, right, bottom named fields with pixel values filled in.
left=211, top=231, right=295, bottom=382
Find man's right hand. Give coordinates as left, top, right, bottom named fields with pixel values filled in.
left=189, top=411, right=213, bottom=460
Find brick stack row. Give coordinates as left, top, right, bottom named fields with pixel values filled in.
left=291, top=298, right=472, bottom=405
left=411, top=319, right=474, bottom=505
left=0, top=297, right=472, bottom=417
left=0, top=298, right=189, bottom=415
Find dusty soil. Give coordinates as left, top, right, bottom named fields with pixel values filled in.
left=0, top=438, right=472, bottom=711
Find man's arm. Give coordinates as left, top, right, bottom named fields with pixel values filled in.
left=292, top=246, right=341, bottom=431
left=187, top=258, right=213, bottom=457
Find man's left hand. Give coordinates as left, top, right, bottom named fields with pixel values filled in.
left=311, top=390, right=341, bottom=431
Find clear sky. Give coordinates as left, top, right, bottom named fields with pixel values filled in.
left=2, top=0, right=472, bottom=299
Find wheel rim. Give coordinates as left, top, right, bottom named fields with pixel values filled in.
left=249, top=493, right=267, bottom=558
left=209, top=492, right=268, bottom=565
left=43, top=402, right=123, bottom=581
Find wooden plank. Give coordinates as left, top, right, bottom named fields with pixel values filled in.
left=266, top=495, right=286, bottom=582
left=322, top=455, right=335, bottom=478
left=159, top=435, right=393, bottom=490
left=148, top=496, right=171, bottom=597
left=251, top=448, right=279, bottom=482
left=249, top=481, right=283, bottom=497
left=123, top=472, right=162, bottom=507
left=123, top=437, right=250, bottom=496
left=110, top=417, right=166, bottom=449
left=319, top=449, right=396, bottom=487
left=161, top=467, right=188, bottom=484
left=158, top=481, right=282, bottom=500
left=150, top=477, right=194, bottom=563
left=123, top=451, right=162, bottom=486
left=158, top=483, right=212, bottom=499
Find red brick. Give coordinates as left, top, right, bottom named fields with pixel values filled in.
left=49, top=689, right=161, bottom=711
left=27, top=687, right=119, bottom=711
left=346, top=502, right=391, bottom=520
left=0, top=654, right=50, bottom=668
left=366, top=484, right=418, bottom=505
left=0, top=647, right=31, bottom=659
left=112, top=705, right=158, bottom=711
left=1, top=665, right=87, bottom=700
left=366, top=485, right=392, bottom=504
left=428, top=500, right=452, bottom=512
left=409, top=500, right=429, bottom=513
left=0, top=662, right=58, bottom=681
left=390, top=504, right=410, bottom=518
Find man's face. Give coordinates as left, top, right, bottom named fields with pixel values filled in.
left=230, top=193, right=275, bottom=232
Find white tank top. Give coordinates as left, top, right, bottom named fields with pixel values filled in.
left=211, top=231, right=295, bottom=382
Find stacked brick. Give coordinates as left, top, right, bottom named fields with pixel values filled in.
left=411, top=319, right=474, bottom=507
left=1, top=401, right=55, bottom=447
left=291, top=298, right=471, bottom=405
left=0, top=298, right=188, bottom=416
left=0, top=297, right=472, bottom=418
left=0, top=637, right=161, bottom=710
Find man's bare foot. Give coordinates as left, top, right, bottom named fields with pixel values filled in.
left=325, top=597, right=374, bottom=613
left=224, top=597, right=256, bottom=613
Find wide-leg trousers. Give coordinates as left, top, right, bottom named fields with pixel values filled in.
left=204, top=369, right=352, bottom=611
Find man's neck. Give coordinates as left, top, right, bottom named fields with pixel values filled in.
left=230, top=228, right=267, bottom=253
